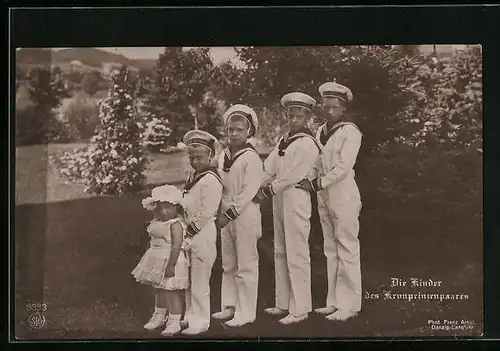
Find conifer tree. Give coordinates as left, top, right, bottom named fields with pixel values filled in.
left=85, top=66, right=148, bottom=195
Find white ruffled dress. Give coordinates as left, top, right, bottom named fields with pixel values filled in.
left=132, top=218, right=190, bottom=290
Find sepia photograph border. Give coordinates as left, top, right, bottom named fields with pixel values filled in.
left=8, top=4, right=500, bottom=346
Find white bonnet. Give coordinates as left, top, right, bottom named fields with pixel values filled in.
left=142, top=184, right=183, bottom=211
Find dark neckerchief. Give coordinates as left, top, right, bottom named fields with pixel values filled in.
left=277, top=128, right=314, bottom=156
left=223, top=143, right=257, bottom=172
left=319, top=121, right=361, bottom=146
left=183, top=167, right=222, bottom=194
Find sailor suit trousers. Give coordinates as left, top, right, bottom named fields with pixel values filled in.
left=314, top=123, right=363, bottom=313
left=263, top=136, right=321, bottom=317
left=217, top=148, right=263, bottom=323
left=182, top=172, right=223, bottom=330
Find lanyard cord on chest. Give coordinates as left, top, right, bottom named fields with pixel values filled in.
left=223, top=143, right=257, bottom=172
left=182, top=167, right=222, bottom=195
left=277, top=128, right=314, bottom=156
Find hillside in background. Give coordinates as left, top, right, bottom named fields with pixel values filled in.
left=15, top=48, right=53, bottom=67
left=52, top=48, right=156, bottom=70
left=16, top=48, right=157, bottom=73
left=16, top=46, right=463, bottom=75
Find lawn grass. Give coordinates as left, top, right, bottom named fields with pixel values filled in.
left=14, top=144, right=483, bottom=339
left=15, top=145, right=50, bottom=205
left=15, top=143, right=200, bottom=205
left=15, top=143, right=274, bottom=204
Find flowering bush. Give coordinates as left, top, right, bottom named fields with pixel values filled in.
left=162, top=142, right=187, bottom=154
left=84, top=66, right=148, bottom=196
left=50, top=140, right=188, bottom=186
left=141, top=115, right=173, bottom=152
left=49, top=147, right=91, bottom=183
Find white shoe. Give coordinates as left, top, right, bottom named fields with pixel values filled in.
left=161, top=318, right=181, bottom=336
left=143, top=312, right=166, bottom=330
left=181, top=327, right=208, bottom=336
left=180, top=319, right=189, bottom=329
left=326, top=309, right=358, bottom=321
left=211, top=308, right=234, bottom=320
left=264, top=307, right=288, bottom=316
left=314, top=306, right=337, bottom=315
left=224, top=317, right=254, bottom=328
left=278, top=313, right=308, bottom=325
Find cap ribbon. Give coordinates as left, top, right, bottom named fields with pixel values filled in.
left=284, top=101, right=313, bottom=112
left=228, top=112, right=255, bottom=137
left=322, top=91, right=348, bottom=101
left=187, top=138, right=215, bottom=156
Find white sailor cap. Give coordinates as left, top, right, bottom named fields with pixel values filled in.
left=319, top=82, right=354, bottom=102
left=280, top=92, right=316, bottom=112
left=183, top=129, right=219, bottom=157
left=222, top=104, right=259, bottom=137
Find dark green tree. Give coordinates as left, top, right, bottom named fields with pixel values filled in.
left=394, top=45, right=421, bottom=57
left=82, top=70, right=106, bottom=96
left=16, top=64, right=26, bottom=92
left=196, top=92, right=224, bottom=140
left=16, top=67, right=70, bottom=145
left=64, top=71, right=84, bottom=91
left=234, top=46, right=416, bottom=155
left=210, top=60, right=248, bottom=105
left=394, top=45, right=482, bottom=151
left=143, top=47, right=214, bottom=146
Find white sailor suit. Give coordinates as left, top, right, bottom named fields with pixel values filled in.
left=181, top=168, right=223, bottom=331
left=262, top=129, right=322, bottom=317
left=217, top=143, right=263, bottom=323
left=311, top=121, right=363, bottom=313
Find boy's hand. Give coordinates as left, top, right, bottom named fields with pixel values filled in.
left=295, top=179, right=313, bottom=192
left=216, top=214, right=231, bottom=229
left=252, top=189, right=266, bottom=203
left=165, top=264, right=175, bottom=278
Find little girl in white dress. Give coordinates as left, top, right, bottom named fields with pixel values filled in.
left=132, top=184, right=192, bottom=336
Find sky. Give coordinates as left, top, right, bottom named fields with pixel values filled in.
left=54, top=46, right=241, bottom=65
left=52, top=45, right=468, bottom=66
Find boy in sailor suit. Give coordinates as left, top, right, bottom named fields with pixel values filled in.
left=254, top=92, right=322, bottom=325
left=297, top=82, right=363, bottom=322
left=211, top=104, right=263, bottom=328
left=179, top=129, right=223, bottom=335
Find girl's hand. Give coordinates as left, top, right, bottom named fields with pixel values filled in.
left=181, top=237, right=192, bottom=250
left=164, top=264, right=175, bottom=278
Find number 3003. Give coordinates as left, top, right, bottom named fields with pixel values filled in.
left=26, top=303, right=47, bottom=312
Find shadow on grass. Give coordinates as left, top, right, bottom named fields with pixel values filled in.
left=14, top=184, right=483, bottom=339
